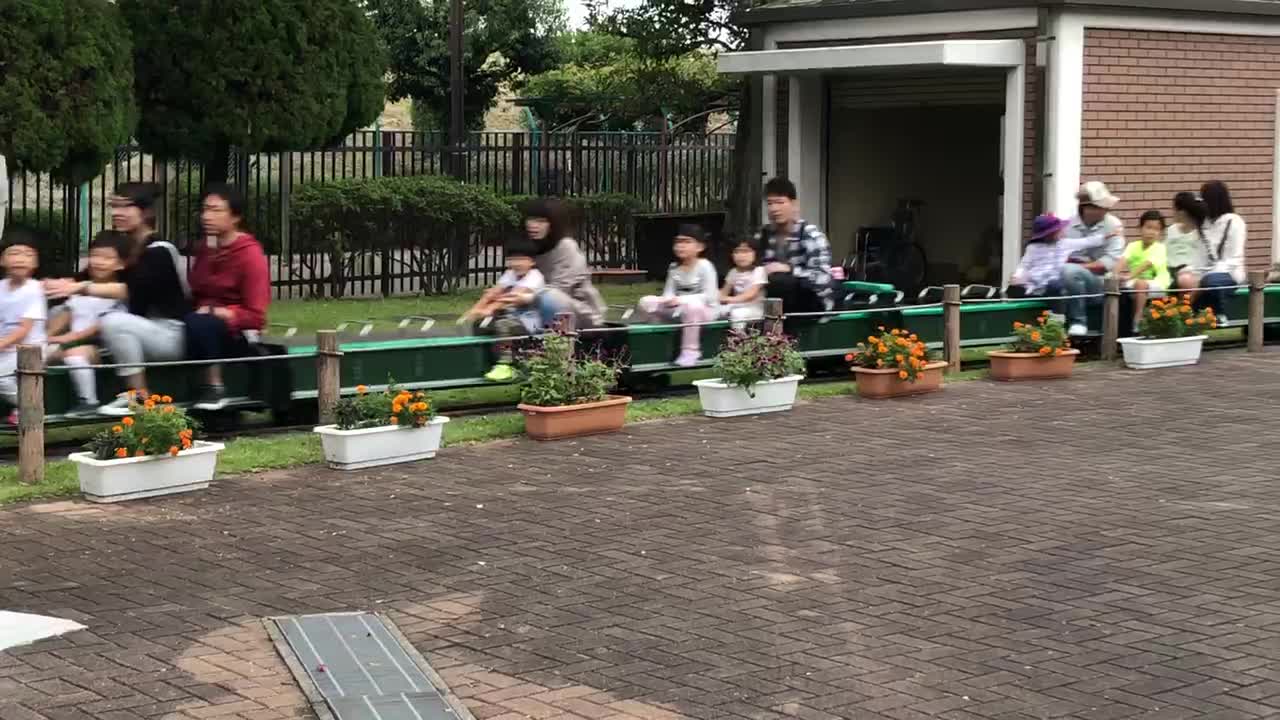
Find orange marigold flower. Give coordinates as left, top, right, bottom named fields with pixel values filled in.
left=1185, top=319, right=1194, bottom=325
left=163, top=405, right=176, bottom=414
left=356, top=385, right=368, bottom=394
left=161, top=395, right=172, bottom=403
left=1151, top=310, right=1160, bottom=319
left=1013, top=321, right=1023, bottom=329
left=169, top=446, right=179, bottom=457
left=1030, top=331, right=1041, bottom=341
left=144, top=400, right=155, bottom=410
left=867, top=335, right=877, bottom=343
left=389, top=416, right=399, bottom=424
left=897, top=370, right=908, bottom=379
left=1039, top=346, right=1051, bottom=355
left=895, top=354, right=904, bottom=362
left=150, top=394, right=160, bottom=402
left=391, top=403, right=403, bottom=414
left=909, top=334, right=918, bottom=341
left=115, top=447, right=128, bottom=458
left=909, top=357, right=921, bottom=368
left=112, top=425, right=123, bottom=434
left=122, top=416, right=134, bottom=426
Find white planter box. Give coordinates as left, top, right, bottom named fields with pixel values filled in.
left=313, top=416, right=449, bottom=470
left=693, top=375, right=803, bottom=418
left=69, top=441, right=225, bottom=503
left=1117, top=335, right=1207, bottom=369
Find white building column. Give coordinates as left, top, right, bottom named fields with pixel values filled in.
left=1003, top=63, right=1026, bottom=282
left=1046, top=12, right=1085, bottom=217
left=787, top=75, right=826, bottom=227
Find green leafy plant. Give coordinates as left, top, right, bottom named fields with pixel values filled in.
left=332, top=382, right=435, bottom=430
left=85, top=393, right=199, bottom=460
left=1009, top=311, right=1072, bottom=356
left=519, top=332, right=621, bottom=407
left=713, top=329, right=804, bottom=395
left=1140, top=295, right=1216, bottom=339
left=847, top=326, right=931, bottom=382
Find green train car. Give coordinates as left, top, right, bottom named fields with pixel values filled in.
left=27, top=286, right=1280, bottom=426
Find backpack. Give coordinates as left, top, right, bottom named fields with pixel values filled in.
left=148, top=240, right=191, bottom=299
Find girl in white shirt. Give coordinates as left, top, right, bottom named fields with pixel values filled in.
left=1198, top=181, right=1248, bottom=324
left=638, top=224, right=719, bottom=367
left=718, top=238, right=768, bottom=329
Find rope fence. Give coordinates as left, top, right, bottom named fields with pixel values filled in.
left=11, top=272, right=1279, bottom=484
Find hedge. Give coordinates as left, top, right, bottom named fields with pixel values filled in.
left=290, top=175, right=519, bottom=253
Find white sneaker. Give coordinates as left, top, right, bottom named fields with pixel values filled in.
left=97, top=393, right=137, bottom=417
left=1068, top=323, right=1088, bottom=337
left=1216, top=314, right=1228, bottom=327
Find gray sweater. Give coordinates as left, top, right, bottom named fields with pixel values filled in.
left=535, top=237, right=606, bottom=327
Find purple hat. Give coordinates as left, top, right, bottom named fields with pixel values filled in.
left=1031, top=213, right=1070, bottom=240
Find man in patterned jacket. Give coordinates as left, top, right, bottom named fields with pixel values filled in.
left=756, top=177, right=833, bottom=314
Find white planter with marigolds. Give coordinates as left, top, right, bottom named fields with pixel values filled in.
left=70, top=394, right=222, bottom=503
left=695, top=329, right=805, bottom=418
left=313, top=384, right=448, bottom=470
left=1118, top=297, right=1215, bottom=370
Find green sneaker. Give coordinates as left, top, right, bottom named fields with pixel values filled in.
left=484, top=363, right=515, bottom=382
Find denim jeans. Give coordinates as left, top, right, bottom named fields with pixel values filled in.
left=535, top=288, right=572, bottom=327
left=1198, top=272, right=1236, bottom=318
left=1059, top=264, right=1103, bottom=326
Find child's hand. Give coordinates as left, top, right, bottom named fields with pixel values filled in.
left=664, top=297, right=680, bottom=308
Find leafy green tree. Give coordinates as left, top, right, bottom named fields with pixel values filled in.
left=519, top=49, right=734, bottom=131
left=120, top=0, right=385, bottom=182
left=586, top=0, right=757, bottom=234
left=0, top=0, right=136, bottom=184
left=367, top=0, right=564, bottom=131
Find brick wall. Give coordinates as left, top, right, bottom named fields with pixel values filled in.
left=1081, top=28, right=1278, bottom=268
left=775, top=29, right=1040, bottom=236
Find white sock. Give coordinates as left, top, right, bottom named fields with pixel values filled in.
left=65, top=355, right=98, bottom=406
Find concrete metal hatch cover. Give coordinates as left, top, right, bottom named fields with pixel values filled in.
left=267, top=612, right=471, bottom=720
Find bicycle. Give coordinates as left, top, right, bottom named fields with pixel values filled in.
left=845, top=198, right=930, bottom=296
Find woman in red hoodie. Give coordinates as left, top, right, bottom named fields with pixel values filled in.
left=186, top=183, right=270, bottom=410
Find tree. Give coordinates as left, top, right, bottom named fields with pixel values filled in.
left=519, top=45, right=735, bottom=131
left=587, top=0, right=756, bottom=234
left=120, top=0, right=385, bottom=182
left=367, top=0, right=564, bottom=131
left=0, top=0, right=136, bottom=185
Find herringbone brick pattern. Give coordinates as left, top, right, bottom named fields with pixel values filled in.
left=5, top=351, right=1280, bottom=719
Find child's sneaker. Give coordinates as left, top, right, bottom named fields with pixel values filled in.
left=6, top=410, right=17, bottom=425
left=484, top=363, right=515, bottom=382
left=66, top=403, right=100, bottom=418
left=98, top=391, right=142, bottom=417
left=193, top=384, right=228, bottom=411
left=675, top=350, right=700, bottom=367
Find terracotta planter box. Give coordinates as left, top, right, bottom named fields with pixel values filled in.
left=852, top=361, right=947, bottom=399
left=988, top=349, right=1080, bottom=381
left=518, top=395, right=632, bottom=440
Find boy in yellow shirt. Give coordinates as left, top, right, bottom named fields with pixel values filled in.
left=1118, top=210, right=1171, bottom=333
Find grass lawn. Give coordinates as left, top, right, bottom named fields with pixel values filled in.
left=268, top=282, right=663, bottom=334
left=0, top=370, right=991, bottom=506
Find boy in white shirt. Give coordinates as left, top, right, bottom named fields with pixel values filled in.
left=46, top=231, right=127, bottom=416
left=461, top=237, right=546, bottom=382
left=719, top=238, right=768, bottom=329
left=0, top=231, right=48, bottom=423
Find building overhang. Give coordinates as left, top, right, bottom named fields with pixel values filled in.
left=717, top=39, right=1025, bottom=76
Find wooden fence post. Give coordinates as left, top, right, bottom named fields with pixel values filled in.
left=943, top=285, right=961, bottom=374
left=555, top=311, right=577, bottom=354
left=316, top=330, right=341, bottom=425
left=764, top=298, right=784, bottom=336
left=1102, top=275, right=1121, bottom=361
left=1248, top=269, right=1267, bottom=353
left=17, top=344, right=45, bottom=485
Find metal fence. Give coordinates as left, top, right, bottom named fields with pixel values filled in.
left=2, top=130, right=735, bottom=297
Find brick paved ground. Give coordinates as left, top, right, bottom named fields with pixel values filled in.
left=4, top=351, right=1280, bottom=720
